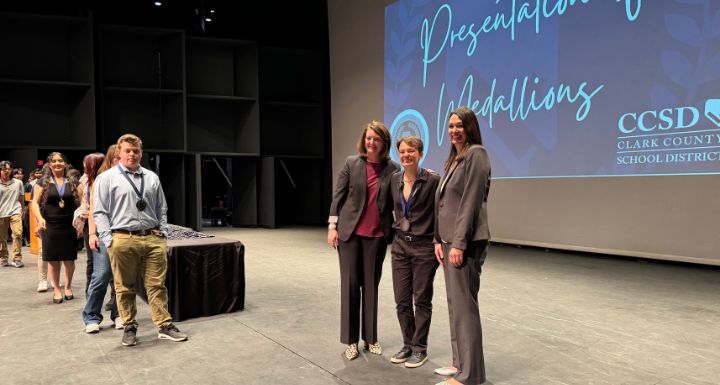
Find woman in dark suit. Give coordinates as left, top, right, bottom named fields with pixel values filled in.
left=327, top=121, right=400, bottom=360
left=433, top=106, right=491, bottom=385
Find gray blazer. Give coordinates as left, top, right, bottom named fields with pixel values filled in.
left=329, top=155, right=400, bottom=244
left=434, top=145, right=491, bottom=250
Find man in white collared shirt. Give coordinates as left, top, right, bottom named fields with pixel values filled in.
left=93, top=134, right=187, bottom=347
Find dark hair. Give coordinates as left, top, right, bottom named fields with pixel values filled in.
left=37, top=152, right=79, bottom=210
left=396, top=136, right=424, bottom=153
left=83, top=153, right=105, bottom=187
left=0, top=160, right=12, bottom=170
left=357, top=121, right=391, bottom=162
left=444, top=106, right=483, bottom=172
left=13, top=167, right=23, bottom=175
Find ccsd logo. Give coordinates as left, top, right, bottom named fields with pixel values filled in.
left=618, top=98, right=720, bottom=133
left=389, top=109, right=429, bottom=166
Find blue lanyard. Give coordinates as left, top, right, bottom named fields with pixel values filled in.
left=118, top=165, right=144, bottom=200
left=52, top=174, right=66, bottom=197
left=399, top=171, right=421, bottom=218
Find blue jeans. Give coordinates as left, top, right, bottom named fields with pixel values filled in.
left=82, top=242, right=119, bottom=325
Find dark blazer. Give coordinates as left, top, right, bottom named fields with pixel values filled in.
left=329, top=155, right=400, bottom=244
left=435, top=145, right=491, bottom=250
left=390, top=168, right=441, bottom=238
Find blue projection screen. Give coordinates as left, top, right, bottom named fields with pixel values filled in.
left=384, top=0, right=720, bottom=179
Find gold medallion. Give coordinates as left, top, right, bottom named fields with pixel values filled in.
left=58, top=199, right=65, bottom=208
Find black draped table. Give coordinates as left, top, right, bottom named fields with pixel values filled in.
left=138, top=236, right=245, bottom=321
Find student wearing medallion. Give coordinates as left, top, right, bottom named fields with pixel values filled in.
left=93, top=134, right=187, bottom=347
left=433, top=106, right=492, bottom=385
left=31, top=152, right=80, bottom=303
left=388, top=137, right=441, bottom=369
left=328, top=121, right=400, bottom=360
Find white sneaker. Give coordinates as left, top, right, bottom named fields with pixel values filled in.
left=434, top=366, right=458, bottom=376
left=114, top=318, right=124, bottom=330
left=10, top=260, right=24, bottom=268
left=85, top=323, right=101, bottom=334
left=37, top=280, right=48, bottom=292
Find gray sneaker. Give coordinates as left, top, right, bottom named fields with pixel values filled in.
left=158, top=324, right=187, bottom=342
left=10, top=260, right=24, bottom=268
left=122, top=326, right=137, bottom=346
left=404, top=352, right=428, bottom=368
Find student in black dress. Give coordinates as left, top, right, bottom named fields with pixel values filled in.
left=31, top=152, right=80, bottom=304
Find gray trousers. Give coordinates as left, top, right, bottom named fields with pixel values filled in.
left=338, top=235, right=386, bottom=344
left=442, top=240, right=487, bottom=385
left=391, top=236, right=438, bottom=353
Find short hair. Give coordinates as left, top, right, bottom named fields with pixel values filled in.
left=357, top=121, right=391, bottom=162
left=0, top=160, right=12, bottom=170
left=117, top=133, right=143, bottom=149
left=396, top=136, right=424, bottom=153
left=13, top=167, right=23, bottom=174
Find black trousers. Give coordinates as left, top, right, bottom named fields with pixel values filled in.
left=338, top=234, right=386, bottom=344
left=391, top=236, right=438, bottom=353
left=442, top=240, right=488, bottom=385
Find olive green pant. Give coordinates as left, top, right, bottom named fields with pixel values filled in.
left=0, top=214, right=23, bottom=263
left=108, top=232, right=172, bottom=328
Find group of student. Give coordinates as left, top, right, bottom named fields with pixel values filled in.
left=1, top=134, right=188, bottom=347
left=328, top=106, right=491, bottom=385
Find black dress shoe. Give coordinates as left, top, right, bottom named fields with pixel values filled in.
left=64, top=291, right=74, bottom=300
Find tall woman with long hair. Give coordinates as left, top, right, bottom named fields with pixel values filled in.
left=32, top=152, right=80, bottom=304
left=434, top=106, right=491, bottom=385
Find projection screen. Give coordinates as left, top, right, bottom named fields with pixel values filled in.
left=328, top=0, right=720, bottom=265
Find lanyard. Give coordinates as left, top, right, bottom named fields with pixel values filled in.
left=399, top=171, right=421, bottom=218
left=52, top=174, right=66, bottom=197
left=118, top=165, right=144, bottom=201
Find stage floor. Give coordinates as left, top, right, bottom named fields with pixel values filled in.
left=0, top=227, right=718, bottom=385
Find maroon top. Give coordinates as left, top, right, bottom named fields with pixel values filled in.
left=354, top=161, right=385, bottom=238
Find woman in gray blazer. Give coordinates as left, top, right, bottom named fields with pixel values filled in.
left=433, top=106, right=491, bottom=385
left=327, top=121, right=400, bottom=360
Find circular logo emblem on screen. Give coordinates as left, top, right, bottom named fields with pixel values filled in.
left=389, top=109, right=429, bottom=166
